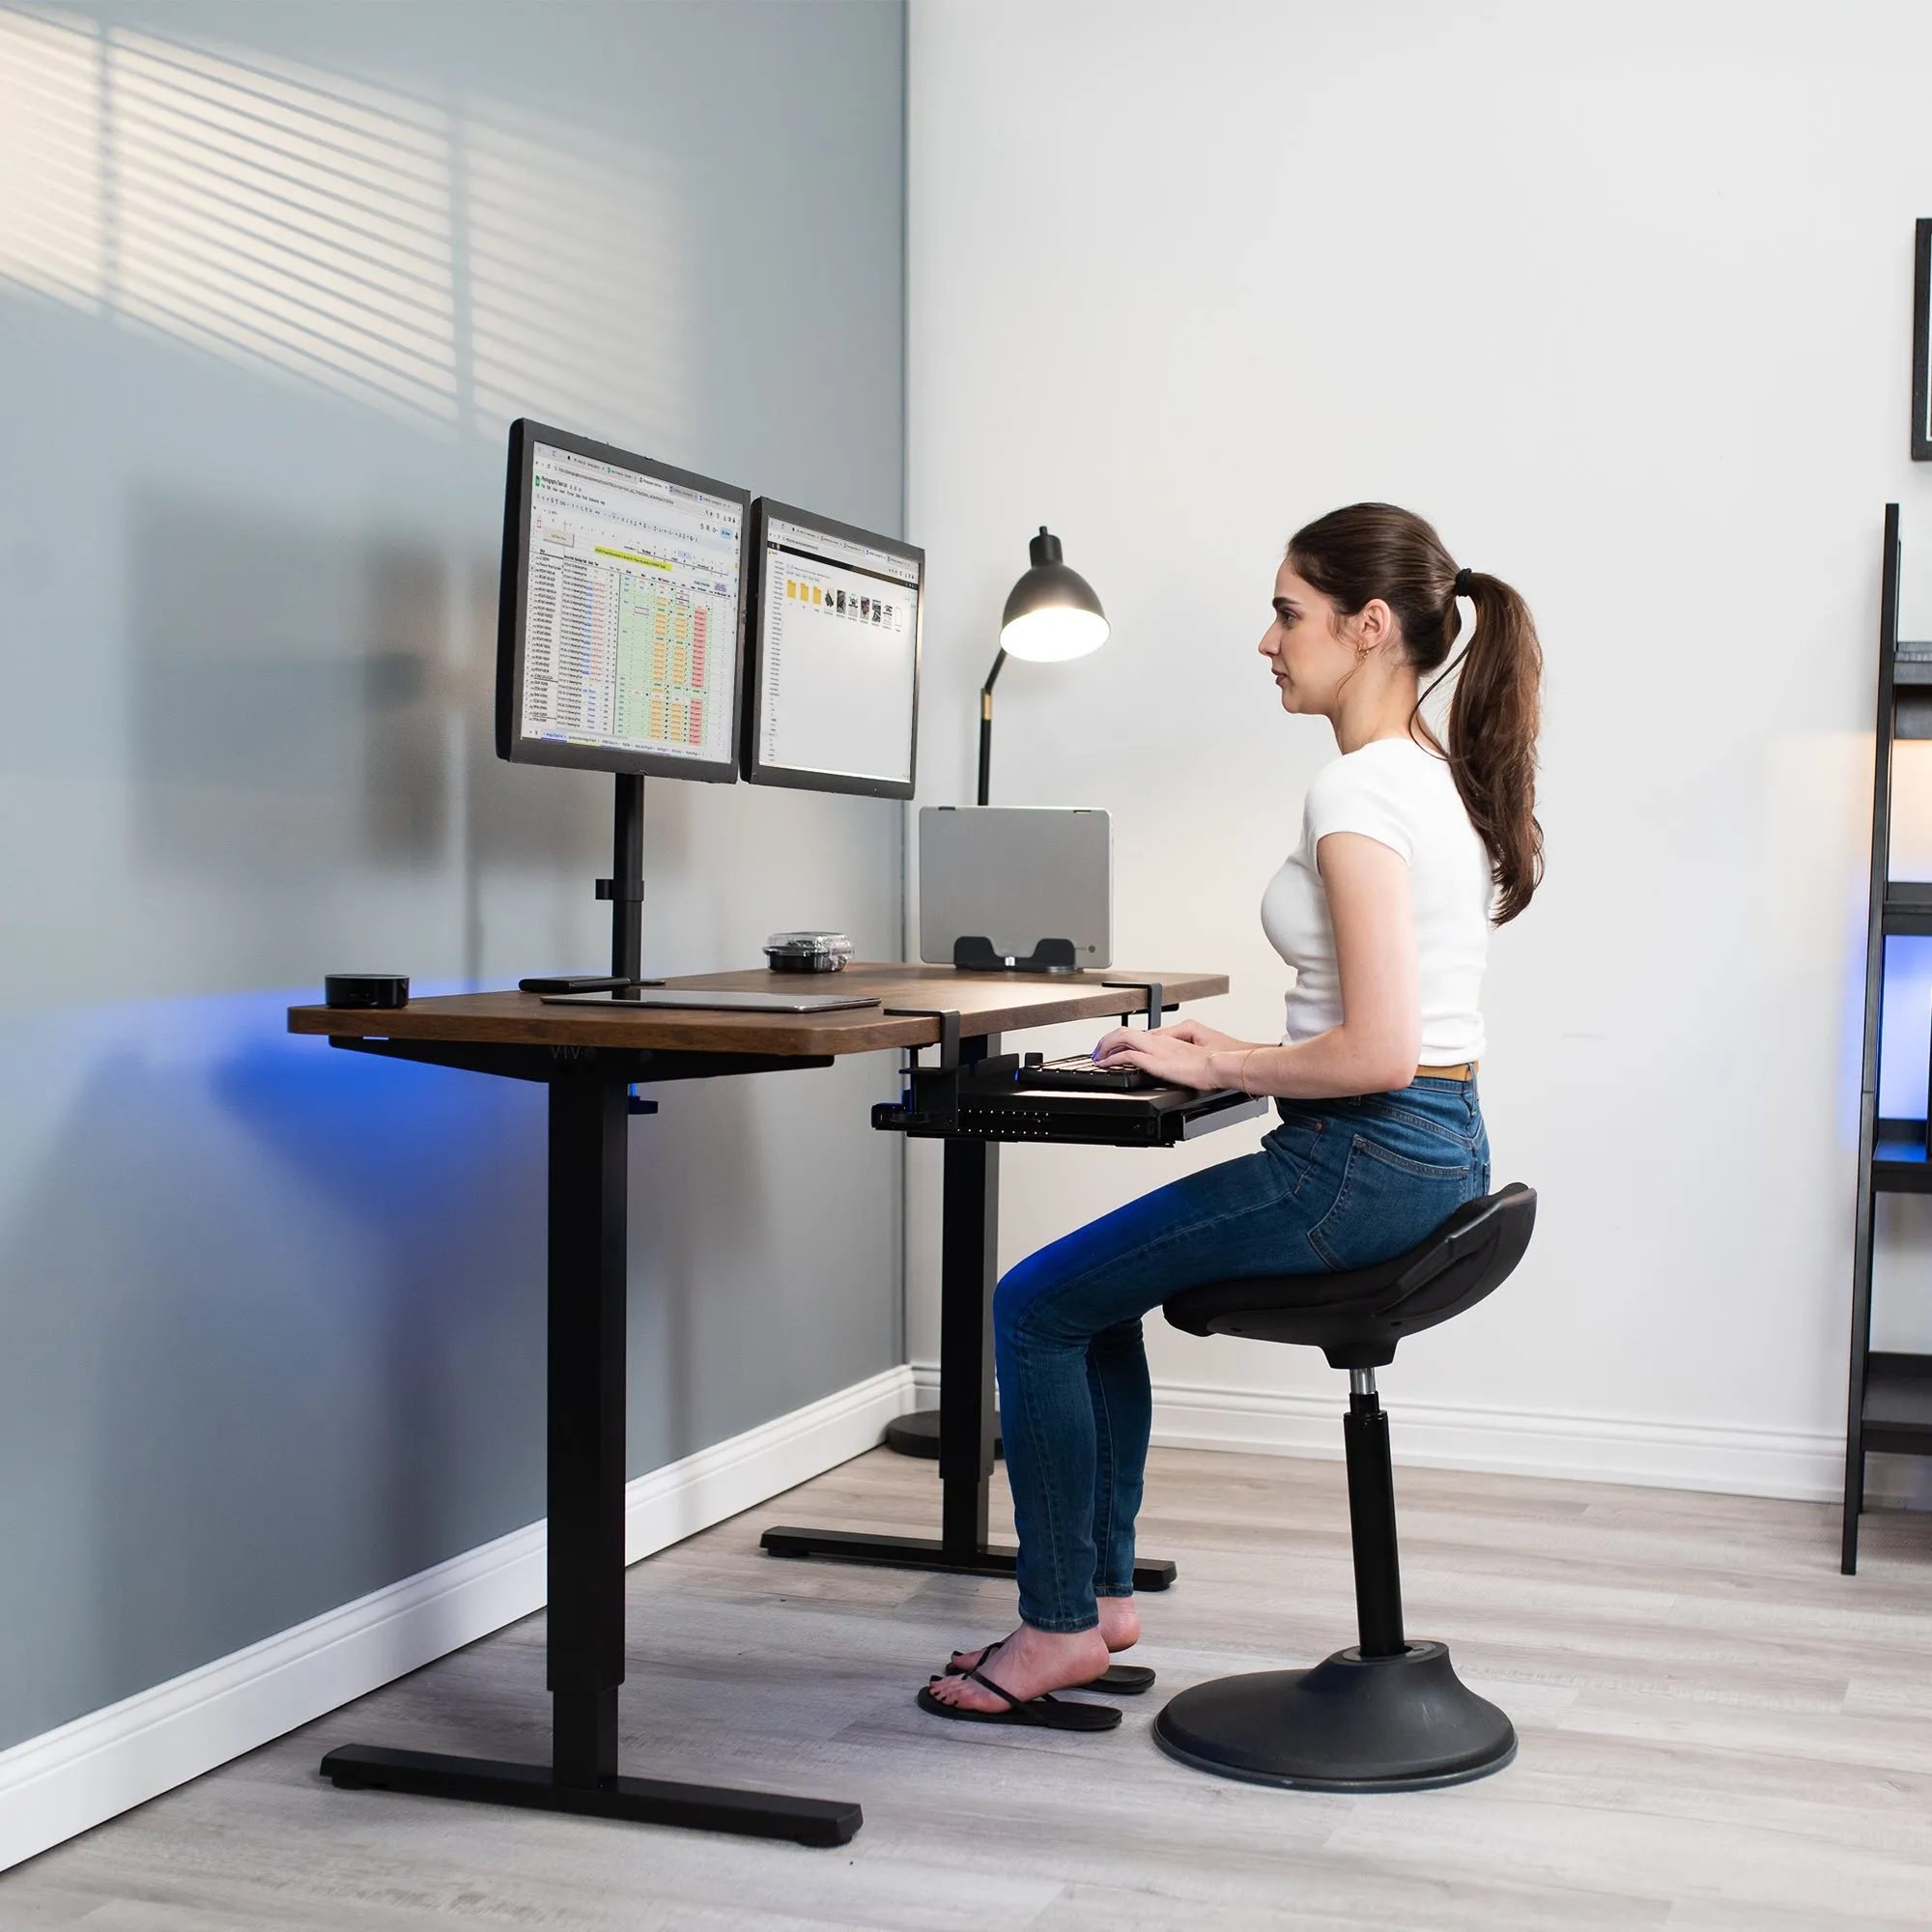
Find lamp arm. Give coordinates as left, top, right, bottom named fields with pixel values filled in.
left=977, top=647, right=1008, bottom=807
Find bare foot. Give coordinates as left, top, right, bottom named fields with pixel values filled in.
left=925, top=1622, right=1112, bottom=1714
left=947, top=1607, right=1136, bottom=1685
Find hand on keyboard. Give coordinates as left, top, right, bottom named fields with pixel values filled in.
left=1092, top=1018, right=1246, bottom=1094
left=1019, top=1054, right=1157, bottom=1093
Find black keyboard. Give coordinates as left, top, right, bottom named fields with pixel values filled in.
left=1018, top=1053, right=1156, bottom=1093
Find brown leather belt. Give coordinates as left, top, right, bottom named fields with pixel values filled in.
left=1415, top=1062, right=1477, bottom=1082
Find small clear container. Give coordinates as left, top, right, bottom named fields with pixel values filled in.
left=763, top=931, right=855, bottom=974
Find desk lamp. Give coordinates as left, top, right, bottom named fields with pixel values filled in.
left=977, top=527, right=1109, bottom=804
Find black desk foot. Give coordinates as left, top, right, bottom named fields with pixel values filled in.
left=760, top=1525, right=1176, bottom=1591
left=320, top=1744, right=862, bottom=1847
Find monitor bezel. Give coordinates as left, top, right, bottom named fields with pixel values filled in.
left=740, top=497, right=924, bottom=801
left=496, top=417, right=751, bottom=782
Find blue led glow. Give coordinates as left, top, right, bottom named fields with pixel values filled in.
left=1877, top=939, right=1932, bottom=1122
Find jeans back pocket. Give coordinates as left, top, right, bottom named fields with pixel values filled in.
left=1307, top=1133, right=1480, bottom=1272
left=1263, top=1110, right=1329, bottom=1198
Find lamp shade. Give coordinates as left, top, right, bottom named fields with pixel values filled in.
left=998, top=527, right=1110, bottom=663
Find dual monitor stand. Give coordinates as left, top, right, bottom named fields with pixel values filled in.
left=601, top=771, right=647, bottom=989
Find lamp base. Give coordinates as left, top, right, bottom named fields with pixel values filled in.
left=884, top=1407, right=1003, bottom=1460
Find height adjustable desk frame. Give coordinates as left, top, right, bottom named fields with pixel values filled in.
left=289, top=965, right=1229, bottom=1846
left=1845, top=504, right=1932, bottom=1572
left=306, top=1029, right=853, bottom=1845
left=761, top=976, right=1260, bottom=1591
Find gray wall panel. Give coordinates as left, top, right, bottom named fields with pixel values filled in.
left=0, top=0, right=905, bottom=1748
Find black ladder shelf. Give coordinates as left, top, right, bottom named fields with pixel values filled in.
left=1845, top=502, right=1932, bottom=1571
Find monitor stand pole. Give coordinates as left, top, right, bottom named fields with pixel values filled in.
left=598, top=774, right=645, bottom=997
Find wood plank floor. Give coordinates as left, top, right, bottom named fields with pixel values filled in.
left=5, top=1443, right=1932, bottom=1930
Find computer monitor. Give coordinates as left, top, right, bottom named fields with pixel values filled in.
left=496, top=419, right=750, bottom=781
left=741, top=499, right=923, bottom=799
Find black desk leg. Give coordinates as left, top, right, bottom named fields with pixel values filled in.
left=548, top=1070, right=629, bottom=1786
left=938, top=1134, right=999, bottom=1561
left=763, top=1040, right=1175, bottom=1591
left=323, top=1068, right=862, bottom=1848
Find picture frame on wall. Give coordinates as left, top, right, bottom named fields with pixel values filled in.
left=1915, top=218, right=1932, bottom=460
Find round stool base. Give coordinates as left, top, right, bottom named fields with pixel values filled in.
left=1152, top=1641, right=1516, bottom=1793
left=884, top=1408, right=1003, bottom=1461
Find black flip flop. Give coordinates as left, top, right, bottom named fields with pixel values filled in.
left=946, top=1651, right=1154, bottom=1695
left=917, top=1645, right=1122, bottom=1732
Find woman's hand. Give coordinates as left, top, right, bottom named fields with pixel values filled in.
left=1150, top=1017, right=1245, bottom=1054
left=1093, top=1018, right=1252, bottom=1091
left=1094, top=1016, right=1244, bottom=1061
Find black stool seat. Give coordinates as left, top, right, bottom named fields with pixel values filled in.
left=1152, top=1183, right=1538, bottom=1795
left=1164, top=1182, right=1536, bottom=1369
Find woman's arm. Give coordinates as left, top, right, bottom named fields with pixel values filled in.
left=1093, top=833, right=1420, bottom=1098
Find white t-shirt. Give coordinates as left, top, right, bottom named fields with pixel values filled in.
left=1260, top=737, right=1492, bottom=1065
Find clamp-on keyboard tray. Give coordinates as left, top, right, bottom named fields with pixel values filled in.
left=876, top=1051, right=1267, bottom=1148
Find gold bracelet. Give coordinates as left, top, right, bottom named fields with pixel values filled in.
left=1238, top=1047, right=1262, bottom=1094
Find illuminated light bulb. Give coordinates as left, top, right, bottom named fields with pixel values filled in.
left=999, top=603, right=1110, bottom=663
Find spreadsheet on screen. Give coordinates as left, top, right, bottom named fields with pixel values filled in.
left=519, top=441, right=742, bottom=764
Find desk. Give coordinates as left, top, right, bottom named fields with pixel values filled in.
left=288, top=964, right=1229, bottom=1846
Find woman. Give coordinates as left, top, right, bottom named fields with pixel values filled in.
left=921, top=501, right=1544, bottom=1731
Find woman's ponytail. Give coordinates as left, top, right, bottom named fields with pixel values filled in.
left=1286, top=503, right=1545, bottom=924
left=1445, top=571, right=1543, bottom=924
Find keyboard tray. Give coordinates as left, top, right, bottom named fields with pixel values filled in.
left=880, top=1054, right=1267, bottom=1147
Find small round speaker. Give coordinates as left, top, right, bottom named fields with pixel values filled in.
left=325, top=974, right=410, bottom=1009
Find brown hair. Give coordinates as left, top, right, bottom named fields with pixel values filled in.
left=1286, top=502, right=1544, bottom=924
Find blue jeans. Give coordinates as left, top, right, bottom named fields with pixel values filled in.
left=992, top=1076, right=1491, bottom=1632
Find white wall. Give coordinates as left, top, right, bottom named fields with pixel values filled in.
left=906, top=0, right=1932, bottom=1499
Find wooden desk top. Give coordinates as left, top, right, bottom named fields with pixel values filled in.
left=288, top=965, right=1229, bottom=1058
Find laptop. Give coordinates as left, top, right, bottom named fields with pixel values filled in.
left=919, top=806, right=1111, bottom=971
left=543, top=988, right=879, bottom=1014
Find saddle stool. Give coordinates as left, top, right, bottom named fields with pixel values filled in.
left=1156, top=1182, right=1538, bottom=1792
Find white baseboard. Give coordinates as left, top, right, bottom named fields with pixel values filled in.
left=1146, top=1378, right=1854, bottom=1502
left=0, top=1363, right=916, bottom=1876
left=620, top=1365, right=914, bottom=1559
left=908, top=1361, right=1872, bottom=1505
